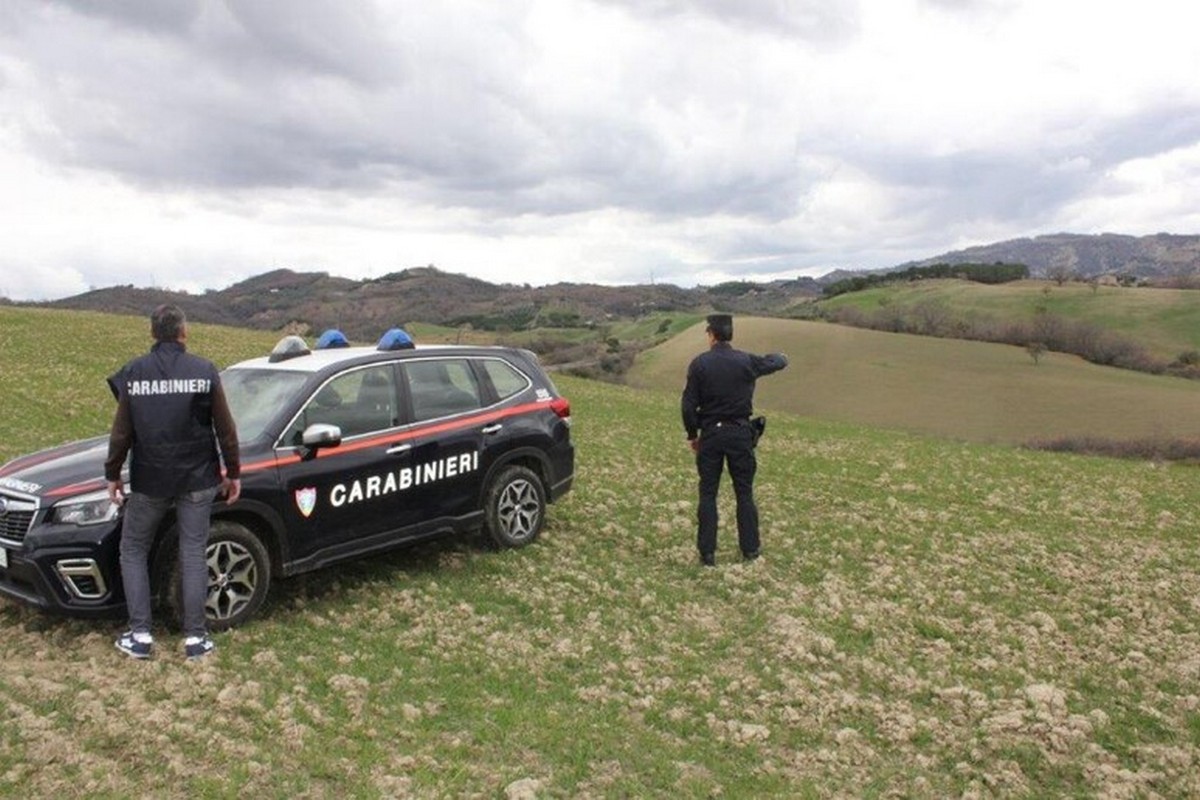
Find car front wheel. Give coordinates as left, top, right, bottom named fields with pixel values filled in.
left=165, top=520, right=272, bottom=631
left=484, top=465, right=546, bottom=548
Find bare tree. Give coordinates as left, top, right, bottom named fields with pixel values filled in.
left=1026, top=341, right=1047, bottom=365
left=1046, top=264, right=1077, bottom=286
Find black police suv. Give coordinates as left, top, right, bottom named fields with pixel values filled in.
left=0, top=329, right=574, bottom=629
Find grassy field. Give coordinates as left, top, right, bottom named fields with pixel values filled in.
left=817, top=279, right=1200, bottom=361
left=2, top=308, right=1200, bottom=796
left=0, top=307, right=281, bottom=462
left=629, top=316, right=1200, bottom=446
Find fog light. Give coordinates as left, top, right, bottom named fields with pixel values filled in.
left=55, top=559, right=108, bottom=600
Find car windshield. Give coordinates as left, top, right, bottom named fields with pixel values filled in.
left=221, top=367, right=310, bottom=443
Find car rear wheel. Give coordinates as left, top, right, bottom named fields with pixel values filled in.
left=165, top=520, right=271, bottom=631
left=484, top=465, right=546, bottom=548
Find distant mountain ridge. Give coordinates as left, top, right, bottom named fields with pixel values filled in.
left=905, top=232, right=1200, bottom=279
left=26, top=232, right=1200, bottom=336
left=35, top=266, right=820, bottom=340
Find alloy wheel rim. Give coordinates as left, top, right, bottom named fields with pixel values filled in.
left=498, top=479, right=541, bottom=540
left=206, top=540, right=258, bottom=621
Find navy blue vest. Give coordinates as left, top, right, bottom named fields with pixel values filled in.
left=109, top=342, right=223, bottom=497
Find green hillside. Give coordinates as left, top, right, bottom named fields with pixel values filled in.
left=628, top=316, right=1200, bottom=445
left=2, top=311, right=1199, bottom=795
left=0, top=307, right=281, bottom=461
left=818, top=278, right=1200, bottom=361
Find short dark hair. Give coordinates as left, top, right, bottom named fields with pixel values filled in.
left=705, top=313, right=733, bottom=342
left=151, top=304, right=187, bottom=342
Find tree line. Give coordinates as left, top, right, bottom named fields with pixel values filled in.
left=823, top=262, right=1030, bottom=297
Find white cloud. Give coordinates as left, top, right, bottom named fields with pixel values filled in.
left=0, top=0, right=1198, bottom=300
left=1058, top=142, right=1200, bottom=235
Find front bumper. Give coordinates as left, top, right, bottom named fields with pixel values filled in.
left=0, top=524, right=124, bottom=618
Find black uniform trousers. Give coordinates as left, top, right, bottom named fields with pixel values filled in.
left=695, top=421, right=759, bottom=558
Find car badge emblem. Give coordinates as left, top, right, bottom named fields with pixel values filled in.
left=0, top=498, right=7, bottom=517
left=294, top=487, right=317, bottom=518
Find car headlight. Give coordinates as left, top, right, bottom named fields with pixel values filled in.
left=49, top=489, right=121, bottom=526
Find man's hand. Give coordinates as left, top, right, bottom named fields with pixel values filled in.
left=222, top=477, right=242, bottom=504
left=689, top=438, right=700, bottom=454
left=107, top=480, right=125, bottom=507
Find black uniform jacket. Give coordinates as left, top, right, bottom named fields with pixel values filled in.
left=105, top=341, right=240, bottom=497
left=681, top=342, right=788, bottom=440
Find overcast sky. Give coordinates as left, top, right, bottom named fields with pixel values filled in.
left=2, top=0, right=1199, bottom=301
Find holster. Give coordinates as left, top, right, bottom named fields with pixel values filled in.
left=751, top=416, right=766, bottom=446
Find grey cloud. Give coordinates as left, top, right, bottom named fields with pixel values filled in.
left=920, top=0, right=1015, bottom=14
left=3, top=5, right=532, bottom=189
left=4, top=1, right=817, bottom=224
left=843, top=100, right=1200, bottom=232
left=1089, top=103, right=1200, bottom=166
left=596, top=0, right=860, bottom=42
left=864, top=150, right=1088, bottom=224
left=8, top=0, right=1192, bottom=278
left=220, top=1, right=403, bottom=86
left=50, top=0, right=396, bottom=84
left=5, top=4, right=486, bottom=189
left=50, top=0, right=203, bottom=35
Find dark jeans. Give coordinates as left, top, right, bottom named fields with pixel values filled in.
left=118, top=486, right=219, bottom=639
left=695, top=423, right=759, bottom=557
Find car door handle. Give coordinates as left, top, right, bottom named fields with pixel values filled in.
left=481, top=424, right=503, bottom=435
left=386, top=443, right=412, bottom=454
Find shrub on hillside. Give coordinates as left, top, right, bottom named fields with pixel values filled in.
left=708, top=281, right=758, bottom=297
left=823, top=305, right=1170, bottom=378
left=537, top=308, right=584, bottom=328
left=511, top=336, right=593, bottom=366
left=1027, top=435, right=1200, bottom=462
left=1167, top=351, right=1200, bottom=379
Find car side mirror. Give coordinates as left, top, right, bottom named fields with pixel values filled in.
left=298, top=423, right=342, bottom=461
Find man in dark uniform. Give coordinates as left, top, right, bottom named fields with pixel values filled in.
left=105, top=305, right=241, bottom=660
left=681, top=314, right=788, bottom=567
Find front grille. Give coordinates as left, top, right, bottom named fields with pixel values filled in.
left=0, top=493, right=37, bottom=545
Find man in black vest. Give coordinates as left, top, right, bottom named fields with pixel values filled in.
left=681, top=314, right=788, bottom=567
left=105, top=305, right=241, bottom=660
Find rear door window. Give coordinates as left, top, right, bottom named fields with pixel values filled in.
left=479, top=358, right=530, bottom=401
left=404, top=359, right=482, bottom=422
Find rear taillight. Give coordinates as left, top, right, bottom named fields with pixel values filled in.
left=549, top=397, right=571, bottom=423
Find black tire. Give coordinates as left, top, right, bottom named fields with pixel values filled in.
left=484, top=465, right=546, bottom=548
left=166, top=520, right=272, bottom=631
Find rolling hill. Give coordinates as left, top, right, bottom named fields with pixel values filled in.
left=628, top=316, right=1200, bottom=445
left=31, top=266, right=818, bottom=342
left=816, top=278, right=1200, bottom=361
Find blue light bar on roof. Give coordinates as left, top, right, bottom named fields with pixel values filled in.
left=377, top=327, right=415, bottom=351
left=315, top=329, right=349, bottom=349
